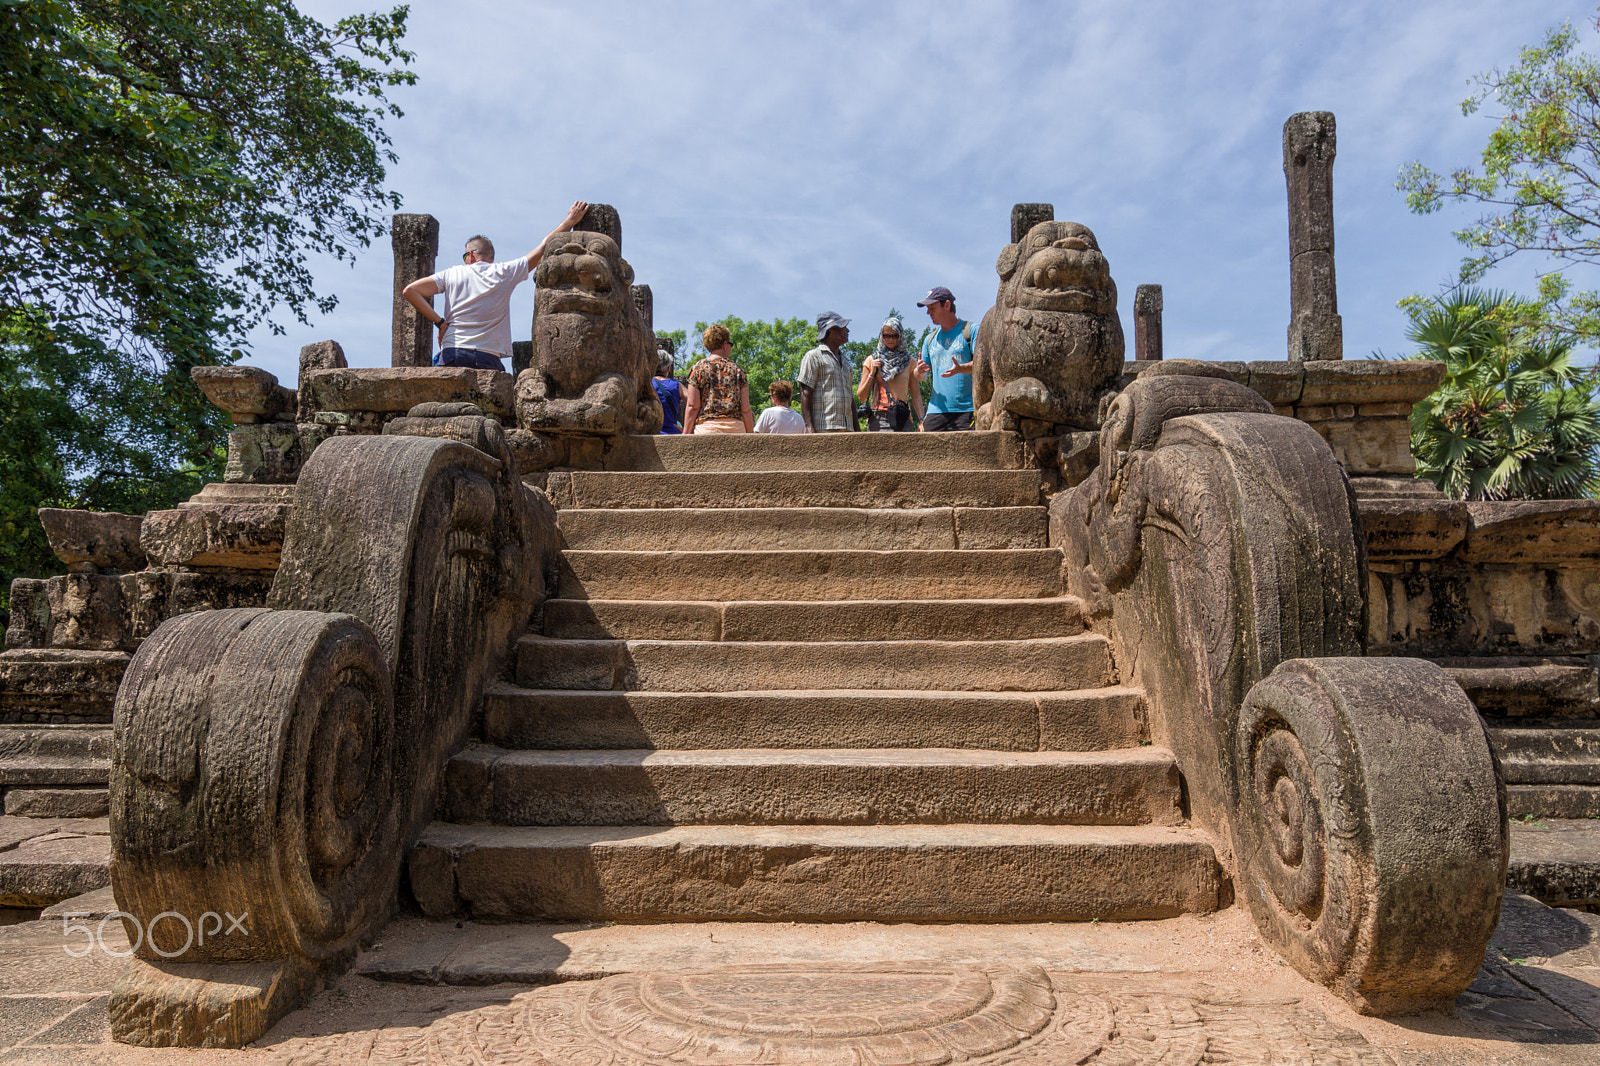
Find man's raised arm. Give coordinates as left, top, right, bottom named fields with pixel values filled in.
left=525, top=200, right=591, bottom=269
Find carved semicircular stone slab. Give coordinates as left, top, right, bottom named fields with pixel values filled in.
left=277, top=964, right=1395, bottom=1065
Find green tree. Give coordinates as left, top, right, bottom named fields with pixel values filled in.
left=1398, top=11, right=1600, bottom=341
left=0, top=0, right=415, bottom=604
left=680, top=316, right=817, bottom=412
left=1404, top=288, right=1600, bottom=500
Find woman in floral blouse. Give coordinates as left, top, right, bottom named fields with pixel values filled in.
left=683, top=323, right=754, bottom=433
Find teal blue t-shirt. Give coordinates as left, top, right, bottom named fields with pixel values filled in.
left=923, top=320, right=975, bottom=414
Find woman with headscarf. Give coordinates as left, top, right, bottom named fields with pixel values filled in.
left=855, top=316, right=928, bottom=432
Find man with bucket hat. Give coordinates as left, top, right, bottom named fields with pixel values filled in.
left=797, top=311, right=857, bottom=433
left=917, top=286, right=977, bottom=431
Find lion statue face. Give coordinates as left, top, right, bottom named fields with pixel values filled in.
left=975, top=220, right=1125, bottom=430
left=998, top=221, right=1116, bottom=317
left=528, top=229, right=661, bottom=435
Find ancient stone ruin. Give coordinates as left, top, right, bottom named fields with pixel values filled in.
left=2, top=122, right=1597, bottom=1052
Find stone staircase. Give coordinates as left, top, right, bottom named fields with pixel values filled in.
left=407, top=432, right=1224, bottom=925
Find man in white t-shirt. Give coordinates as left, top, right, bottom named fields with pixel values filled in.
left=402, top=201, right=588, bottom=370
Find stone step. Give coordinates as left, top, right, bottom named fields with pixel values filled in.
left=540, top=597, right=1085, bottom=643
left=557, top=549, right=1064, bottom=602
left=1490, top=728, right=1600, bottom=785
left=407, top=822, right=1223, bottom=923
left=514, top=635, right=1115, bottom=693
left=1508, top=785, right=1600, bottom=820
left=0, top=816, right=109, bottom=908
left=482, top=686, right=1145, bottom=752
left=556, top=506, right=1048, bottom=551
left=1435, top=657, right=1600, bottom=718
left=442, top=745, right=1181, bottom=828
left=597, top=431, right=1028, bottom=472
left=1508, top=819, right=1600, bottom=907
left=0, top=725, right=112, bottom=787
left=543, top=470, right=1043, bottom=511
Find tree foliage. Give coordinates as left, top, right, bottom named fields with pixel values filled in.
left=1398, top=11, right=1600, bottom=340
left=1404, top=288, right=1600, bottom=500
left=0, top=0, right=415, bottom=603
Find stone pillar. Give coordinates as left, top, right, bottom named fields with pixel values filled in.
left=391, top=214, right=440, bottom=367
left=1134, top=285, right=1163, bottom=361
left=297, top=340, right=346, bottom=425
left=1284, top=112, right=1342, bottom=362
left=575, top=203, right=622, bottom=249
left=631, top=284, right=653, bottom=334
left=1011, top=203, right=1054, bottom=244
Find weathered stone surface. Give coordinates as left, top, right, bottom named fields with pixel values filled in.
left=1357, top=498, right=1469, bottom=559
left=544, top=596, right=1081, bottom=643
left=0, top=824, right=109, bottom=906
left=1284, top=111, right=1342, bottom=362
left=558, top=506, right=971, bottom=551
left=1439, top=657, right=1599, bottom=717
left=411, top=822, right=1221, bottom=922
left=447, top=745, right=1181, bottom=827
left=3, top=787, right=108, bottom=818
left=224, top=421, right=328, bottom=483
left=36, top=509, right=144, bottom=573
left=38, top=573, right=127, bottom=650
left=109, top=429, right=559, bottom=1046
left=306, top=366, right=513, bottom=416
left=1133, top=283, right=1162, bottom=361
left=295, top=339, right=346, bottom=424
left=602, top=428, right=1028, bottom=472
left=1297, top=358, right=1444, bottom=405
left=1348, top=475, right=1442, bottom=499
left=1053, top=374, right=1503, bottom=1014
left=190, top=365, right=294, bottom=424
left=1492, top=727, right=1600, bottom=783
left=391, top=213, right=440, bottom=369
left=482, top=686, right=1142, bottom=753
left=1235, top=658, right=1506, bottom=1015
left=975, top=220, right=1125, bottom=430
left=1369, top=561, right=1600, bottom=658
left=547, top=470, right=1044, bottom=510
left=528, top=209, right=662, bottom=437
left=1009, top=201, right=1053, bottom=243
left=1135, top=358, right=1247, bottom=384
left=1247, top=360, right=1304, bottom=404
left=1508, top=820, right=1600, bottom=907
left=1307, top=416, right=1414, bottom=474
left=505, top=427, right=559, bottom=472
left=0, top=650, right=128, bottom=720
left=139, top=503, right=288, bottom=569
left=0, top=724, right=111, bottom=780
left=109, top=956, right=317, bottom=1049
left=558, top=548, right=1064, bottom=602
left=515, top=634, right=1113, bottom=693
left=1463, top=500, right=1600, bottom=563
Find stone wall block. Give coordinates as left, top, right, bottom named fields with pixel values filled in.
left=1246, top=361, right=1304, bottom=404
left=307, top=367, right=513, bottom=417
left=1298, top=359, right=1444, bottom=406
left=224, top=423, right=329, bottom=484
left=296, top=340, right=347, bottom=424
left=37, top=510, right=145, bottom=573
left=4, top=579, right=51, bottom=649
left=44, top=573, right=127, bottom=650
left=140, top=505, right=289, bottom=570
left=190, top=366, right=294, bottom=424
left=1358, top=499, right=1469, bottom=560
left=0, top=648, right=129, bottom=720
left=1463, top=501, right=1600, bottom=564
left=1310, top=418, right=1414, bottom=475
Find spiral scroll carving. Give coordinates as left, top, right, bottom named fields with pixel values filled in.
left=112, top=608, right=398, bottom=964
left=1234, top=657, right=1504, bottom=1013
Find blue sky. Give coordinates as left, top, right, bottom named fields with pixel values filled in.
left=246, top=0, right=1588, bottom=383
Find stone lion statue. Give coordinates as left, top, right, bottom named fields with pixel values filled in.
left=518, top=224, right=662, bottom=436
left=974, top=220, right=1125, bottom=431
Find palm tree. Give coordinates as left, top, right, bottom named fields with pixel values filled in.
left=1406, top=289, right=1600, bottom=500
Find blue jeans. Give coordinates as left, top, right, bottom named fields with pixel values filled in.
left=436, top=347, right=505, bottom=371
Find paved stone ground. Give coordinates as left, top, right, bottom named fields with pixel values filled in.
left=0, top=893, right=1594, bottom=1063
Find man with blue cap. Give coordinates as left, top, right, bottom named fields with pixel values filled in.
left=797, top=311, right=857, bottom=433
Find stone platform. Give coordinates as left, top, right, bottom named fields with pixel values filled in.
left=0, top=894, right=1597, bottom=1063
